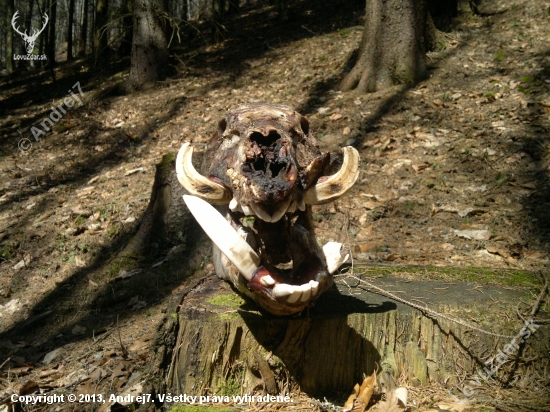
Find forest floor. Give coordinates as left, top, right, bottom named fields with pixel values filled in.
left=0, top=0, right=549, bottom=410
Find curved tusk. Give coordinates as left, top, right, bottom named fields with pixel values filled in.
left=183, top=195, right=260, bottom=280
left=303, top=146, right=360, bottom=205
left=176, top=143, right=231, bottom=204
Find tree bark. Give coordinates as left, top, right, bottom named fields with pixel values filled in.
left=118, top=0, right=133, bottom=56
left=125, top=0, right=169, bottom=90
left=93, top=0, right=110, bottom=61
left=6, top=0, right=15, bottom=74
left=79, top=0, right=89, bottom=56
left=46, top=0, right=57, bottom=65
left=340, top=0, right=428, bottom=93
left=67, top=0, right=75, bottom=60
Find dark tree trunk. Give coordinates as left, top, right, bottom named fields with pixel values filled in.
left=126, top=0, right=169, bottom=90
left=118, top=0, right=133, bottom=56
left=46, top=0, right=57, bottom=65
left=24, top=0, right=35, bottom=69
left=6, top=0, right=15, bottom=74
left=79, top=0, right=89, bottom=56
left=276, top=0, right=288, bottom=21
left=67, top=0, right=75, bottom=60
left=180, top=0, right=188, bottom=21
left=93, top=0, right=109, bottom=61
left=340, top=0, right=428, bottom=93
left=227, top=0, right=240, bottom=15
left=38, top=0, right=47, bottom=62
left=211, top=0, right=226, bottom=43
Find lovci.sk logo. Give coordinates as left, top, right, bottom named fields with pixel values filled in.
left=11, top=10, right=48, bottom=61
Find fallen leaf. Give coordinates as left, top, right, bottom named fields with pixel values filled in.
left=370, top=387, right=408, bottom=411
left=432, top=204, right=486, bottom=218
left=453, top=229, right=491, bottom=241
left=18, top=379, right=38, bottom=395
left=124, top=167, right=146, bottom=176
left=344, top=371, right=376, bottom=412
left=330, top=113, right=343, bottom=121
left=435, top=399, right=469, bottom=411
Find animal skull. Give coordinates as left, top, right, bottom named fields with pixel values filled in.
left=176, top=103, right=360, bottom=315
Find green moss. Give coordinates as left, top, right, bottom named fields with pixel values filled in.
left=207, top=294, right=245, bottom=309
left=105, top=256, right=137, bottom=278
left=157, top=152, right=176, bottom=171
left=353, top=265, right=537, bottom=288
left=217, top=371, right=243, bottom=396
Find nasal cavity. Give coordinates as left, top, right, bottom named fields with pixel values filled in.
left=250, top=131, right=280, bottom=148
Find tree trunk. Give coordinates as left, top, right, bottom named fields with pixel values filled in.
left=38, top=0, right=47, bottom=63
left=211, top=0, right=226, bottom=43
left=79, top=0, right=89, bottom=56
left=227, top=0, right=240, bottom=15
left=118, top=0, right=133, bottom=56
left=93, top=0, right=109, bottom=61
left=125, top=0, right=169, bottom=90
left=67, top=0, right=75, bottom=60
left=6, top=0, right=15, bottom=74
left=180, top=0, right=188, bottom=21
left=340, top=0, right=428, bottom=93
left=24, top=0, right=36, bottom=69
left=46, top=0, right=57, bottom=65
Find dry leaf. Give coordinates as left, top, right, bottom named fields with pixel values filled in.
left=370, top=387, right=407, bottom=411
left=435, top=400, right=469, bottom=411
left=453, top=229, right=491, bottom=241
left=343, top=383, right=360, bottom=411
left=344, top=371, right=377, bottom=412
left=330, top=113, right=343, bottom=121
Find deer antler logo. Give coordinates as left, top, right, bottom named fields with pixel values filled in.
left=11, top=11, right=49, bottom=55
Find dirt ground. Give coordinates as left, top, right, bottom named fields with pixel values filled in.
left=0, top=0, right=549, bottom=410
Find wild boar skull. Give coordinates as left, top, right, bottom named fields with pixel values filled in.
left=176, top=103, right=359, bottom=315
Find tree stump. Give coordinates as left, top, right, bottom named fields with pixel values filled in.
left=134, top=154, right=549, bottom=410
left=142, top=272, right=548, bottom=409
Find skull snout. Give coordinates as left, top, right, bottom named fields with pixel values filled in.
left=243, top=130, right=297, bottom=183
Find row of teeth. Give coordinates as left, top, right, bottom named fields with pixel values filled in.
left=259, top=277, right=320, bottom=303
left=182, top=195, right=346, bottom=306
left=229, top=196, right=305, bottom=223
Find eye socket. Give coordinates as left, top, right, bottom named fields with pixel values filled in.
left=300, top=117, right=309, bottom=135
left=218, top=119, right=227, bottom=135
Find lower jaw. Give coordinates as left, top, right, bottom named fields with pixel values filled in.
left=220, top=210, right=332, bottom=315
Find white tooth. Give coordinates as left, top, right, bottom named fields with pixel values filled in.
left=270, top=197, right=292, bottom=223
left=309, top=280, right=319, bottom=296
left=286, top=288, right=302, bottom=304
left=287, top=201, right=297, bottom=214
left=299, top=284, right=311, bottom=302
left=249, top=203, right=272, bottom=222
left=229, top=197, right=238, bottom=211
left=298, top=200, right=306, bottom=211
left=323, top=242, right=349, bottom=274
left=272, top=283, right=294, bottom=297
left=260, top=275, right=276, bottom=286
left=241, top=204, right=253, bottom=215
left=183, top=195, right=260, bottom=280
